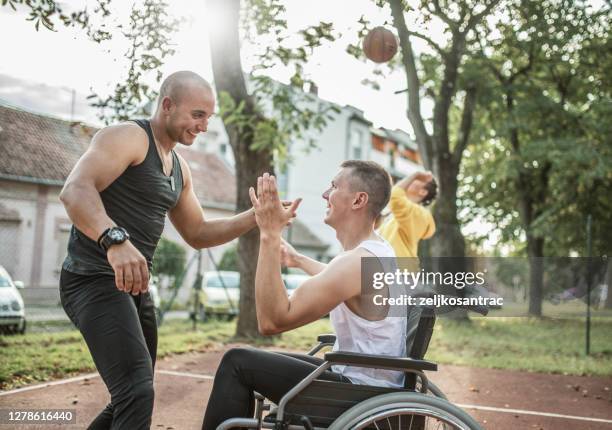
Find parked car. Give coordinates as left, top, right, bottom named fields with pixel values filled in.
left=199, top=271, right=310, bottom=318
left=0, top=265, right=26, bottom=334
left=201, top=271, right=240, bottom=319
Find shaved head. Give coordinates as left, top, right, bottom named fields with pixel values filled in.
left=158, top=71, right=213, bottom=107
left=154, top=71, right=215, bottom=146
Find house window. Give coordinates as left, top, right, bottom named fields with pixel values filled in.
left=55, top=223, right=72, bottom=272
left=0, top=220, right=21, bottom=277
left=350, top=129, right=363, bottom=159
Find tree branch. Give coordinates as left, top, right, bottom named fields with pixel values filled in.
left=405, top=29, right=447, bottom=58
left=464, top=0, right=501, bottom=33
left=432, top=33, right=465, bottom=158
left=430, top=0, right=459, bottom=31
left=388, top=0, right=433, bottom=167
left=453, top=84, right=477, bottom=164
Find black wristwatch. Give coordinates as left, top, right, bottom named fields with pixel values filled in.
left=98, top=227, right=130, bottom=252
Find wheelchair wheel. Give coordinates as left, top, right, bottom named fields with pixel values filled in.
left=418, top=380, right=448, bottom=400
left=328, top=392, right=483, bottom=430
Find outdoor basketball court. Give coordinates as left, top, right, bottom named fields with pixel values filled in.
left=1, top=347, right=611, bottom=429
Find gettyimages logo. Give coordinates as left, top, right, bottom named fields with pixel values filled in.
left=361, top=257, right=608, bottom=318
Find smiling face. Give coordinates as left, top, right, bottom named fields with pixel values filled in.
left=163, top=85, right=215, bottom=145
left=322, top=168, right=362, bottom=228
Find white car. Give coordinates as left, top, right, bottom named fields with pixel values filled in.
left=202, top=271, right=240, bottom=317
left=198, top=271, right=310, bottom=319
left=0, top=266, right=26, bottom=334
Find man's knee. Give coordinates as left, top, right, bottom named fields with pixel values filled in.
left=219, top=347, right=258, bottom=371
left=131, top=380, right=154, bottom=406
left=113, top=379, right=154, bottom=410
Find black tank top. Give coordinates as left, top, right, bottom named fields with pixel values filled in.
left=62, top=119, right=184, bottom=275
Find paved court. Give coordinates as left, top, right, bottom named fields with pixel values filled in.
left=1, top=346, right=611, bottom=429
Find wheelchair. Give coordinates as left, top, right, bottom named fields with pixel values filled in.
left=216, top=300, right=487, bottom=430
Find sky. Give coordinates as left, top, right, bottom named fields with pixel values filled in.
left=0, top=0, right=501, bottom=246
left=0, top=0, right=438, bottom=130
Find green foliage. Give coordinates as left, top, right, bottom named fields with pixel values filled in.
left=240, top=0, right=340, bottom=161
left=88, top=0, right=178, bottom=124
left=458, top=0, right=612, bottom=256
left=217, top=245, right=239, bottom=271
left=1, top=0, right=112, bottom=40
left=2, top=0, right=177, bottom=124
left=153, top=237, right=186, bottom=282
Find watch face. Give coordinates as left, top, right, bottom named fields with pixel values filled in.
left=109, top=229, right=124, bottom=240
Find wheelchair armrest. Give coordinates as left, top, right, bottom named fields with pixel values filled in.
left=324, top=351, right=437, bottom=372
left=317, top=334, right=337, bottom=344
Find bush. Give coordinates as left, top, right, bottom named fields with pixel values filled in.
left=218, top=245, right=238, bottom=271
left=153, top=237, right=186, bottom=282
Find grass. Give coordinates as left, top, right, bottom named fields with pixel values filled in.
left=427, top=317, right=612, bottom=376
left=1, top=316, right=611, bottom=390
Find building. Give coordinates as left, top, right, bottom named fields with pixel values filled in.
left=195, top=85, right=424, bottom=256
left=0, top=103, right=326, bottom=304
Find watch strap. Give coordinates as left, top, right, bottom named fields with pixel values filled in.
left=97, top=228, right=112, bottom=249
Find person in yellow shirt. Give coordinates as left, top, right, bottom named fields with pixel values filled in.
left=377, top=171, right=437, bottom=258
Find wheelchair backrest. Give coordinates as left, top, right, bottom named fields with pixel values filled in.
left=404, top=304, right=436, bottom=389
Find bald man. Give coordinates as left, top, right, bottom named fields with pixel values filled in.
left=59, top=71, right=260, bottom=429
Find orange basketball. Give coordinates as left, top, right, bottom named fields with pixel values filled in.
left=363, top=27, right=398, bottom=63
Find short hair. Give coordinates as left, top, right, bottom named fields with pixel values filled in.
left=340, top=160, right=392, bottom=219
left=158, top=71, right=212, bottom=106
left=421, top=177, right=437, bottom=206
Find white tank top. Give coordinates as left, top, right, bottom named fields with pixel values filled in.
left=330, top=238, right=406, bottom=388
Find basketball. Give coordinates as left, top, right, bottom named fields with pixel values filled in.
left=362, top=26, right=398, bottom=63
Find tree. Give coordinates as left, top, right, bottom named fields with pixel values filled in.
left=458, top=0, right=611, bottom=315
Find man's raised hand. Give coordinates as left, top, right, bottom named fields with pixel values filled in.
left=249, top=173, right=301, bottom=235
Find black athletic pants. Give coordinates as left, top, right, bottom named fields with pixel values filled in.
left=59, top=269, right=157, bottom=430
left=201, top=348, right=351, bottom=430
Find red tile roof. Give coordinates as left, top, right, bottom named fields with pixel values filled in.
left=175, top=147, right=236, bottom=207
left=0, top=104, right=236, bottom=207
left=0, top=104, right=94, bottom=183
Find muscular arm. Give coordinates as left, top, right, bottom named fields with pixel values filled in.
left=168, top=155, right=256, bottom=249
left=256, top=235, right=361, bottom=335
left=60, top=123, right=148, bottom=241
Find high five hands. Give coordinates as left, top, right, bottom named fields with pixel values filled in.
left=249, top=173, right=302, bottom=236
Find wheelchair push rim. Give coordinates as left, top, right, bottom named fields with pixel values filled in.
left=328, top=392, right=483, bottom=430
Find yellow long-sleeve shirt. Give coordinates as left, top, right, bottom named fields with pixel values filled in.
left=378, top=185, right=436, bottom=258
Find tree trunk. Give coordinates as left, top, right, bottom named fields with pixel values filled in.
left=430, top=155, right=465, bottom=260
left=604, top=258, right=612, bottom=309
left=527, top=235, right=544, bottom=316
left=208, top=0, right=274, bottom=338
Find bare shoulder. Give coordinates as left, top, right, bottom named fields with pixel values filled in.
left=329, top=247, right=381, bottom=274
left=326, top=249, right=364, bottom=274
left=91, top=122, right=149, bottom=165
left=174, top=151, right=192, bottom=188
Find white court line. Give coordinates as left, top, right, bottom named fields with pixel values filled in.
left=457, top=403, right=612, bottom=424
left=0, top=370, right=214, bottom=398
left=0, top=373, right=99, bottom=397
left=2, top=371, right=611, bottom=425
left=156, top=370, right=214, bottom=380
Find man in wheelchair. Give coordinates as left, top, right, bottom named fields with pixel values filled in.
left=202, top=161, right=483, bottom=430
